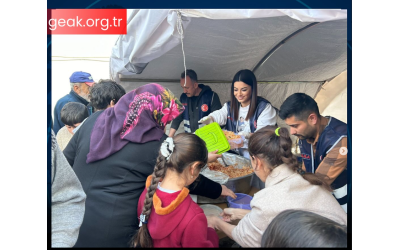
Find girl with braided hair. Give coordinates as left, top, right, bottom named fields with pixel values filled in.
left=133, top=133, right=219, bottom=248
left=206, top=126, right=347, bottom=247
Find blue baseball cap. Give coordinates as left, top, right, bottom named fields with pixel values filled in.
left=69, top=71, right=95, bottom=86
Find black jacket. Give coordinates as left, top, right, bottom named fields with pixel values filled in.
left=171, top=84, right=222, bottom=133
left=63, top=110, right=222, bottom=247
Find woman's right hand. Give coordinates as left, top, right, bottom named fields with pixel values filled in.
left=220, top=208, right=250, bottom=222
left=207, top=150, right=221, bottom=163
left=220, top=185, right=237, bottom=199
left=198, top=116, right=214, bottom=125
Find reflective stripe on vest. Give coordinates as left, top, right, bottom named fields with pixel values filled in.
left=333, top=184, right=347, bottom=199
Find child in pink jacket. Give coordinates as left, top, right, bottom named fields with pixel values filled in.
left=132, top=134, right=219, bottom=248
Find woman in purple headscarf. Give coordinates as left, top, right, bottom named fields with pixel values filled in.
left=63, top=83, right=232, bottom=247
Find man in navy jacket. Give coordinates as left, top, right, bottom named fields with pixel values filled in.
left=53, top=71, right=95, bottom=134
left=279, top=93, right=348, bottom=213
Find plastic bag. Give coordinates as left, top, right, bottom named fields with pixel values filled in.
left=228, top=135, right=245, bottom=149
left=200, top=167, right=229, bottom=185
left=222, top=130, right=245, bottom=149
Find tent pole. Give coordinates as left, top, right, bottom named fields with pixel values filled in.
left=252, top=22, right=320, bottom=74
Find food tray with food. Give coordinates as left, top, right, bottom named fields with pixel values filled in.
left=207, top=161, right=253, bottom=179
left=197, top=153, right=254, bottom=204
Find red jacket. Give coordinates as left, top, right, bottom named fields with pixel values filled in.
left=137, top=176, right=219, bottom=248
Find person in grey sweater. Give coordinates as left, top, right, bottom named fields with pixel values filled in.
left=51, top=130, right=86, bottom=247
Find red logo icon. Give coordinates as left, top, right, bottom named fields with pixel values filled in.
left=201, top=104, right=208, bottom=112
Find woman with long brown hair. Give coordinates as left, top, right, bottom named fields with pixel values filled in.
left=198, top=69, right=277, bottom=148
left=206, top=126, right=347, bottom=247
left=198, top=69, right=277, bottom=188
left=132, top=133, right=219, bottom=248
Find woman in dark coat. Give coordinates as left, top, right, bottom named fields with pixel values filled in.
left=63, top=83, right=233, bottom=247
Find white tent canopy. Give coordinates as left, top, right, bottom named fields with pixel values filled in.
left=108, top=9, right=348, bottom=135
left=110, top=9, right=347, bottom=82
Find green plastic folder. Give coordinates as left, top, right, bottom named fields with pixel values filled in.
left=195, top=122, right=230, bottom=154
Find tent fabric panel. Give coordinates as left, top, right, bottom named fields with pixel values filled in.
left=181, top=9, right=347, bottom=22
left=315, top=71, right=347, bottom=123
left=110, top=9, right=191, bottom=78
left=110, top=9, right=347, bottom=82
left=255, top=19, right=347, bottom=81
left=116, top=16, right=311, bottom=82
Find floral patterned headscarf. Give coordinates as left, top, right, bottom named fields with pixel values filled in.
left=86, top=83, right=184, bottom=163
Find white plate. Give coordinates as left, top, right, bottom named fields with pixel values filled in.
left=200, top=204, right=223, bottom=217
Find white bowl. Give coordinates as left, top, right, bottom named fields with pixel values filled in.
left=200, top=204, right=223, bottom=217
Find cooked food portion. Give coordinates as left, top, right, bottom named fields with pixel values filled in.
left=208, top=161, right=254, bottom=178
left=223, top=130, right=241, bottom=140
